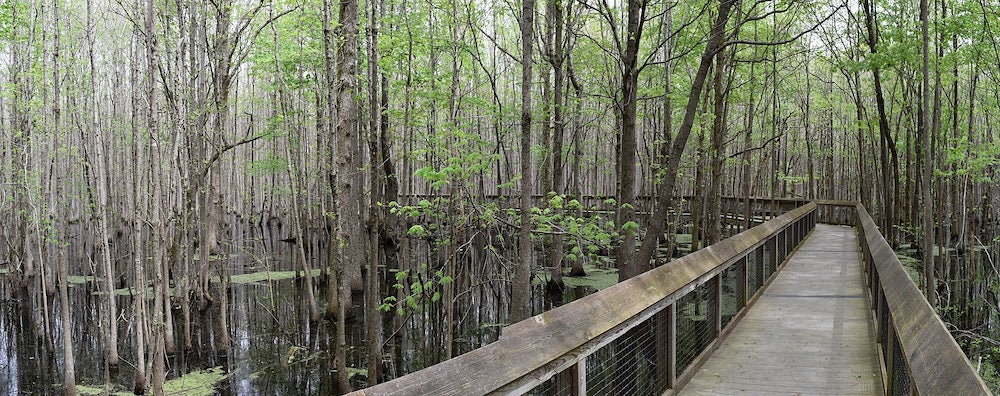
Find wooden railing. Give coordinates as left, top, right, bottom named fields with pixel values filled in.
left=350, top=202, right=818, bottom=395
left=352, top=200, right=991, bottom=395
left=852, top=203, right=991, bottom=395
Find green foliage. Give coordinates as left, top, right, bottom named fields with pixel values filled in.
left=248, top=0, right=325, bottom=91
left=380, top=265, right=453, bottom=316
left=0, top=0, right=28, bottom=42
left=533, top=193, right=618, bottom=263
left=407, top=224, right=427, bottom=237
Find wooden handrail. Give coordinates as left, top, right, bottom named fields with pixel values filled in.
left=350, top=202, right=817, bottom=395
left=351, top=200, right=990, bottom=395
left=854, top=203, right=991, bottom=395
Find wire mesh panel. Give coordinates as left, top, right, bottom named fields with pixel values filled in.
left=870, top=262, right=878, bottom=309
left=763, top=237, right=776, bottom=278
left=676, top=281, right=718, bottom=376
left=526, top=374, right=559, bottom=396
left=800, top=218, right=808, bottom=242
left=721, top=260, right=746, bottom=329
left=891, top=334, right=912, bottom=395
left=776, top=230, right=787, bottom=264
left=879, top=288, right=890, bottom=362
left=584, top=317, right=665, bottom=396
left=747, top=246, right=762, bottom=298
left=799, top=217, right=807, bottom=242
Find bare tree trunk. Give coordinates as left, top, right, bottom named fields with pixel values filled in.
left=919, top=0, right=935, bottom=303
left=659, top=6, right=677, bottom=258
left=51, top=0, right=76, bottom=392
left=85, top=0, right=120, bottom=370
left=365, top=0, right=386, bottom=382
left=145, top=0, right=166, bottom=391
left=547, top=0, right=567, bottom=289
left=615, top=0, right=644, bottom=280
left=804, top=58, right=815, bottom=200
left=334, top=0, right=361, bottom=388
left=706, top=47, right=729, bottom=245
left=130, top=17, right=149, bottom=394
left=511, top=0, right=535, bottom=323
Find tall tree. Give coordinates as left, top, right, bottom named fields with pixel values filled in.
left=51, top=0, right=76, bottom=392
left=544, top=0, right=568, bottom=289
left=84, top=0, right=120, bottom=370
left=333, top=0, right=361, bottom=388
left=614, top=0, right=645, bottom=280
left=859, top=0, right=901, bottom=246
left=919, top=0, right=934, bottom=302
left=512, top=0, right=536, bottom=323
left=144, top=0, right=166, bottom=391
left=636, top=0, right=737, bottom=274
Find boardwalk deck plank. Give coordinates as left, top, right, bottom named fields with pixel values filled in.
left=680, top=224, right=882, bottom=395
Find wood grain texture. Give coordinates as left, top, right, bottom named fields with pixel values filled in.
left=856, top=205, right=992, bottom=395
left=681, top=224, right=882, bottom=395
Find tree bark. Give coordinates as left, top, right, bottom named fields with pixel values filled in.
left=85, top=0, right=120, bottom=369
left=919, top=0, right=935, bottom=303
left=145, top=0, right=166, bottom=391
left=51, top=0, right=76, bottom=392
left=547, top=0, right=567, bottom=289
left=615, top=0, right=644, bottom=281
left=706, top=46, right=730, bottom=245
left=511, top=0, right=535, bottom=323
left=333, top=0, right=361, bottom=388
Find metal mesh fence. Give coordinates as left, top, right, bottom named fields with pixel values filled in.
left=582, top=317, right=666, bottom=395
left=870, top=260, right=878, bottom=310
left=776, top=231, right=787, bottom=264
left=525, top=363, right=580, bottom=396
left=763, top=236, right=776, bottom=278
left=721, top=261, right=746, bottom=329
left=747, top=246, right=763, bottom=297
left=526, top=211, right=819, bottom=396
left=676, top=281, right=718, bottom=375
left=527, top=375, right=558, bottom=395
left=891, top=334, right=912, bottom=395
left=879, top=288, right=890, bottom=363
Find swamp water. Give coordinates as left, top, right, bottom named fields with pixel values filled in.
left=0, top=219, right=711, bottom=395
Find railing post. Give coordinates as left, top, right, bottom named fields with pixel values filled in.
left=576, top=357, right=587, bottom=395
left=557, top=357, right=585, bottom=395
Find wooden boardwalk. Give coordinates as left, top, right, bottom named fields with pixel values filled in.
left=681, top=224, right=882, bottom=395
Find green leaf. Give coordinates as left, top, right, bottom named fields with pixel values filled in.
left=549, top=194, right=564, bottom=209
left=621, top=221, right=640, bottom=234
left=407, top=225, right=427, bottom=237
